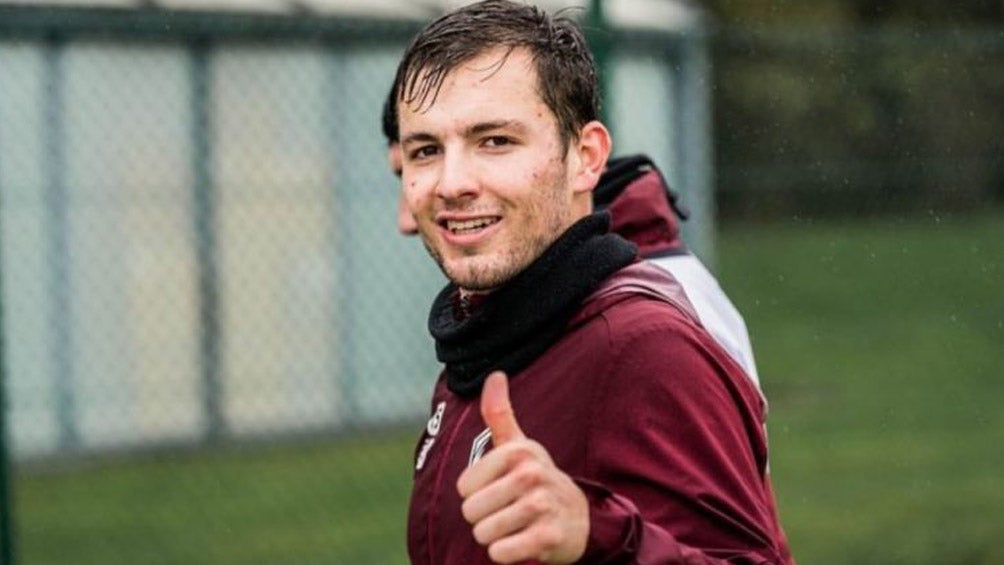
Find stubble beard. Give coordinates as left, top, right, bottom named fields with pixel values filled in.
left=423, top=182, right=572, bottom=292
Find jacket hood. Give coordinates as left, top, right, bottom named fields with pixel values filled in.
left=594, top=154, right=687, bottom=257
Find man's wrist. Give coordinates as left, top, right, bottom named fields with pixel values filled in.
left=574, top=478, right=639, bottom=562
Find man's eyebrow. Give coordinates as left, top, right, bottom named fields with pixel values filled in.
left=400, top=121, right=526, bottom=145
left=401, top=132, right=438, bottom=146
left=466, top=120, right=525, bottom=137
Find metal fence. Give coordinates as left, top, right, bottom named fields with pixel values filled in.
left=0, top=5, right=713, bottom=563
left=0, top=19, right=444, bottom=461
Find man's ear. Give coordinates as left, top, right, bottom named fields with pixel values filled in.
left=569, top=120, right=612, bottom=196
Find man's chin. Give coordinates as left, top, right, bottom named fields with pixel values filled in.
left=447, top=274, right=502, bottom=293
left=442, top=259, right=514, bottom=292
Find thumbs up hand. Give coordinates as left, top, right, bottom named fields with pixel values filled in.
left=456, top=371, right=589, bottom=564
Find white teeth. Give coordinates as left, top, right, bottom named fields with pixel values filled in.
left=446, top=217, right=498, bottom=234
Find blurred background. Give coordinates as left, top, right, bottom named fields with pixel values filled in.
left=0, top=0, right=1001, bottom=563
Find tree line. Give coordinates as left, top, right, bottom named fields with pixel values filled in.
left=704, top=0, right=1004, bottom=219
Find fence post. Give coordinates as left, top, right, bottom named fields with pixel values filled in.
left=587, top=0, right=612, bottom=124
left=676, top=26, right=715, bottom=264
left=327, top=50, right=360, bottom=426
left=190, top=40, right=225, bottom=441
left=0, top=132, right=16, bottom=565
left=44, top=35, right=78, bottom=450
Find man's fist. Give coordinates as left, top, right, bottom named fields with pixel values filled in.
left=456, top=371, right=589, bottom=564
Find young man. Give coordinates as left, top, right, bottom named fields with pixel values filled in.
left=393, top=1, right=792, bottom=563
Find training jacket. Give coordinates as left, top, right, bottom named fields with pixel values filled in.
left=406, top=262, right=793, bottom=564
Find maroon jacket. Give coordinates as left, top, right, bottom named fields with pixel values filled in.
left=596, top=154, right=686, bottom=257
left=406, top=263, right=793, bottom=564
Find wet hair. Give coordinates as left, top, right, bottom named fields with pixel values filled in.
left=392, top=0, right=599, bottom=150
left=381, top=82, right=399, bottom=145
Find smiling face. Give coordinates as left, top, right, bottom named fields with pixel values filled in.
left=399, top=48, right=603, bottom=291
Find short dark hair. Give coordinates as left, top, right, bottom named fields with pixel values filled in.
left=381, top=82, right=399, bottom=145
left=392, top=0, right=599, bottom=149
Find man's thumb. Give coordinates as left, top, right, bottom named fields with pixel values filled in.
left=481, top=371, right=524, bottom=445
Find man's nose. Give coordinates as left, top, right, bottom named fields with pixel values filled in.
left=436, top=151, right=479, bottom=201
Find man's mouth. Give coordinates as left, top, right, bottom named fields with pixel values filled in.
left=443, top=217, right=501, bottom=235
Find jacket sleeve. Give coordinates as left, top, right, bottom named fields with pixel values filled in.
left=576, top=310, right=790, bottom=564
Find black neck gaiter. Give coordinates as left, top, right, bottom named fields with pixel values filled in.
left=428, top=212, right=637, bottom=398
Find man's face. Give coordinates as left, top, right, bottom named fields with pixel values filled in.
left=398, top=48, right=586, bottom=291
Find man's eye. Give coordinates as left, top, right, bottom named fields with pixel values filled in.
left=411, top=146, right=439, bottom=160
left=483, top=136, right=512, bottom=148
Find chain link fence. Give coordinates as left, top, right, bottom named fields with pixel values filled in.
left=0, top=31, right=443, bottom=460
left=0, top=5, right=713, bottom=563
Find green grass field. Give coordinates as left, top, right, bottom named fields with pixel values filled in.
left=10, top=210, right=1004, bottom=564
left=719, top=211, right=1004, bottom=564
